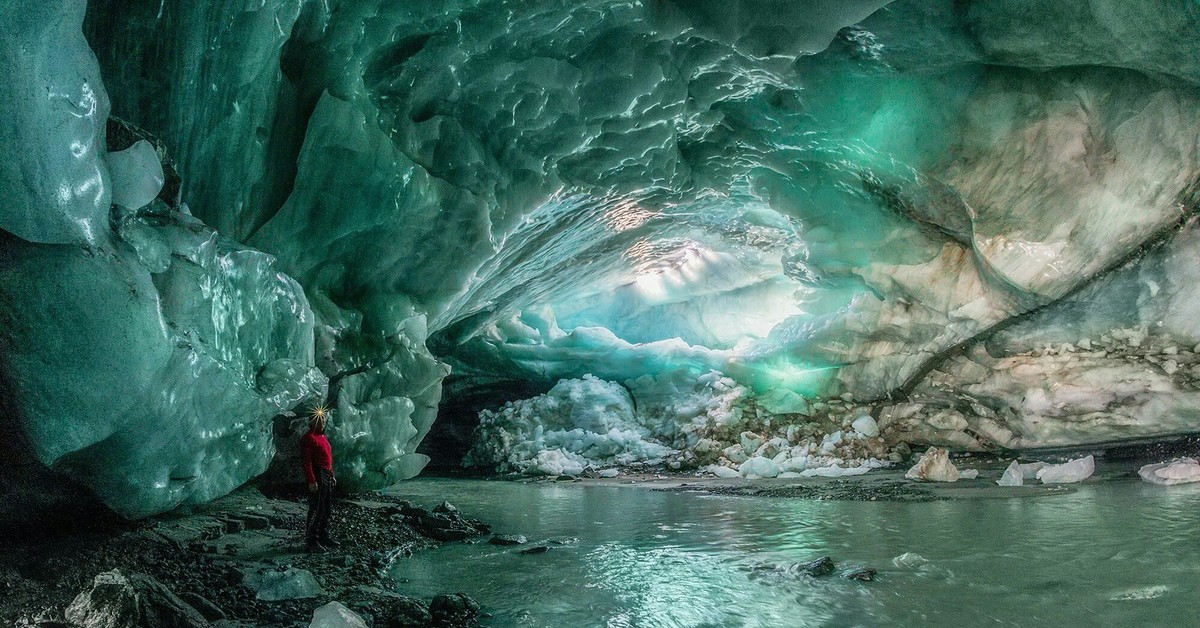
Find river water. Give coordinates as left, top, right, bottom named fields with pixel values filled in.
left=385, top=473, right=1199, bottom=627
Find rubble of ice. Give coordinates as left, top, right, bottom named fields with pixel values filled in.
left=465, top=373, right=894, bottom=478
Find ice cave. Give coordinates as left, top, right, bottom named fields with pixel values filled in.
left=2, top=0, right=1200, bottom=626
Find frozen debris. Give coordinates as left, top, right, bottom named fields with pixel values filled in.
left=997, top=460, right=1023, bottom=486
left=958, top=469, right=979, bottom=480
left=310, top=601, right=368, bottom=628
left=905, top=447, right=959, bottom=482
left=1036, top=455, right=1094, bottom=484
left=598, top=468, right=620, bottom=478
left=1138, top=458, right=1200, bottom=485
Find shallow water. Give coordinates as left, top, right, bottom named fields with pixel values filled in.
left=385, top=475, right=1200, bottom=627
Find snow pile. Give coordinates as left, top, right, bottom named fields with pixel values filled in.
left=1138, top=458, right=1200, bottom=485
left=464, top=376, right=672, bottom=476
left=1036, top=456, right=1094, bottom=484
left=466, top=371, right=895, bottom=478
left=905, top=447, right=960, bottom=482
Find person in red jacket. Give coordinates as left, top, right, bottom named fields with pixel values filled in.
left=301, top=407, right=337, bottom=552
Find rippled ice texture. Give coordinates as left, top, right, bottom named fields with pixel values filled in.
left=389, top=477, right=1200, bottom=627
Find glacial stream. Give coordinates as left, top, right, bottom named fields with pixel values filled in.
left=388, top=474, right=1200, bottom=627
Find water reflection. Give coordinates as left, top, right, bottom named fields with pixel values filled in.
left=386, top=479, right=1200, bottom=627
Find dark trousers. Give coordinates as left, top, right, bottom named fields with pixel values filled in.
left=306, top=468, right=334, bottom=543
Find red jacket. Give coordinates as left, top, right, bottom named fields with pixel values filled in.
left=301, top=430, right=333, bottom=485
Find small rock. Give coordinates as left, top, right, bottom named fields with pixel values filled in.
left=488, top=534, right=527, bottom=546
left=797, top=556, right=835, bottom=577
left=433, top=501, right=458, bottom=514
left=844, top=567, right=877, bottom=581
left=520, top=546, right=550, bottom=555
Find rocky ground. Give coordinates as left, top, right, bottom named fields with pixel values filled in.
left=1, top=484, right=492, bottom=627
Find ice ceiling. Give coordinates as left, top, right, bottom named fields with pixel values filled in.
left=2, top=0, right=1200, bottom=519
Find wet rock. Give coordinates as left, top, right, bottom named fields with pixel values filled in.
left=429, top=593, right=480, bottom=626
left=519, top=546, right=550, bottom=555
left=488, top=534, right=527, bottom=546
left=398, top=503, right=490, bottom=542
left=178, top=592, right=225, bottom=621
left=844, top=567, right=877, bottom=581
left=242, top=566, right=322, bottom=601
left=310, top=601, right=367, bottom=628
left=796, top=556, right=835, bottom=577
left=388, top=598, right=434, bottom=627
left=64, top=569, right=208, bottom=628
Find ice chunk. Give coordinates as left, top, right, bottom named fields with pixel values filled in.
left=244, top=568, right=323, bottom=601
left=851, top=415, right=879, bottom=438
left=1138, top=458, right=1200, bottom=485
left=997, top=460, right=1023, bottom=486
left=905, top=447, right=960, bottom=482
left=106, top=139, right=164, bottom=210
left=598, top=468, right=620, bottom=478
left=1019, top=462, right=1047, bottom=480
left=892, top=553, right=928, bottom=569
left=311, top=601, right=368, bottom=628
left=959, top=469, right=979, bottom=480
left=739, top=456, right=781, bottom=479
left=706, top=464, right=740, bottom=479
left=1036, top=455, right=1094, bottom=484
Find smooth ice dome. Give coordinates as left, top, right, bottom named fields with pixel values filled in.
left=4, top=0, right=1200, bottom=521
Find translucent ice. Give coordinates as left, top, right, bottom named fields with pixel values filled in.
left=106, top=140, right=163, bottom=210
left=310, top=602, right=368, bottom=628
left=997, top=461, right=1024, bottom=487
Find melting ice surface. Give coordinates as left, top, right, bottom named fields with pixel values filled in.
left=388, top=475, right=1200, bottom=627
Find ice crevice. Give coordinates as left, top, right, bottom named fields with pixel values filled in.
left=3, top=0, right=1200, bottom=520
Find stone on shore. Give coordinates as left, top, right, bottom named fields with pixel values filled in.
left=64, top=569, right=209, bottom=628
left=242, top=567, right=322, bottom=601
left=309, top=602, right=368, bottom=628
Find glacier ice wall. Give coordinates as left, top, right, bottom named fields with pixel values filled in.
left=3, top=0, right=1200, bottom=518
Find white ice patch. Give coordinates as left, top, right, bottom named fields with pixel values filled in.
left=1036, top=455, right=1094, bottom=484
left=1138, top=458, right=1200, bottom=485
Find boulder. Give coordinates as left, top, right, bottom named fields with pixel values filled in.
left=242, top=567, right=322, bottom=601
left=309, top=602, right=367, bottom=628
left=64, top=569, right=209, bottom=628
left=429, top=593, right=480, bottom=627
